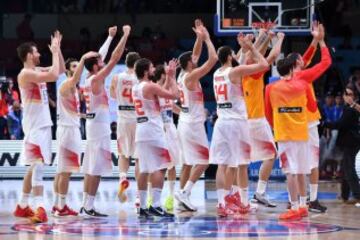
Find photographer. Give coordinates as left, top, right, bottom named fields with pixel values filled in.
left=324, top=83, right=360, bottom=207
left=7, top=101, right=23, bottom=140
left=0, top=77, right=12, bottom=139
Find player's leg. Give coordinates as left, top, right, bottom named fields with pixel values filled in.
left=14, top=167, right=34, bottom=218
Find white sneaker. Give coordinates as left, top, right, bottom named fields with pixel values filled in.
left=355, top=202, right=360, bottom=208
left=174, top=191, right=197, bottom=212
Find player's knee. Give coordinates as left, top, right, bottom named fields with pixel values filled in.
left=31, top=162, right=44, bottom=187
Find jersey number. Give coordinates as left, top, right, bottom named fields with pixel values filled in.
left=122, top=87, right=133, bottom=103
left=215, top=84, right=228, bottom=101
left=134, top=99, right=145, bottom=116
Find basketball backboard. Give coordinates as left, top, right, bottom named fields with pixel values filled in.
left=215, top=0, right=315, bottom=36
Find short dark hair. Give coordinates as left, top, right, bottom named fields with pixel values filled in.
left=84, top=56, right=99, bottom=72
left=178, top=51, right=192, bottom=70
left=153, top=64, right=165, bottom=82
left=125, top=52, right=141, bottom=68
left=135, top=58, right=151, bottom=79
left=17, top=42, right=36, bottom=63
left=276, top=52, right=300, bottom=76
left=217, top=46, right=232, bottom=65
left=65, top=58, right=78, bottom=71
left=345, top=82, right=359, bottom=99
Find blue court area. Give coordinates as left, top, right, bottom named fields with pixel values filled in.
left=1, top=216, right=358, bottom=238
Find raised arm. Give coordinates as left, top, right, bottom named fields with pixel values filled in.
left=185, top=25, right=218, bottom=88
left=110, top=74, right=118, bottom=99
left=55, top=30, right=66, bottom=74
left=305, top=83, right=317, bottom=112
left=191, top=19, right=204, bottom=64
left=20, top=35, right=60, bottom=85
left=303, top=21, right=321, bottom=67
left=92, top=25, right=130, bottom=86
left=60, top=51, right=98, bottom=97
left=99, top=26, right=117, bottom=61
left=163, top=59, right=178, bottom=90
left=266, top=32, right=285, bottom=64
left=229, top=39, right=269, bottom=83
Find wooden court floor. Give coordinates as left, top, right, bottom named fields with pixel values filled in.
left=0, top=180, right=359, bottom=239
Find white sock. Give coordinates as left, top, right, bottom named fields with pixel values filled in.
left=287, top=188, right=292, bottom=202
left=33, top=196, right=44, bottom=209
left=300, top=196, right=307, bottom=208
left=217, top=189, right=226, bottom=205
left=139, top=190, right=147, bottom=209
left=183, top=181, right=194, bottom=194
left=53, top=193, right=59, bottom=208
left=256, top=180, right=267, bottom=195
left=19, top=193, right=30, bottom=208
left=152, top=188, right=162, bottom=208
left=291, top=201, right=299, bottom=210
left=85, top=195, right=95, bottom=210
left=147, top=182, right=152, bottom=193
left=119, top=172, right=127, bottom=180
left=82, top=192, right=88, bottom=208
left=240, top=187, right=249, bottom=206
left=59, top=194, right=67, bottom=209
left=309, top=184, right=318, bottom=202
left=232, top=185, right=240, bottom=194
left=168, top=181, right=175, bottom=196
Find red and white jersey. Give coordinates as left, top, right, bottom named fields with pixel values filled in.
left=177, top=71, right=206, bottom=123
left=83, top=75, right=111, bottom=140
left=19, top=81, right=52, bottom=133
left=132, top=81, right=164, bottom=142
left=116, top=71, right=138, bottom=122
left=213, top=67, right=247, bottom=120
left=159, top=98, right=174, bottom=125
left=57, top=80, right=80, bottom=127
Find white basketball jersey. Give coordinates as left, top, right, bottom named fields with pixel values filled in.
left=20, top=81, right=52, bottom=133
left=159, top=98, right=174, bottom=125
left=83, top=75, right=111, bottom=140
left=213, top=67, right=247, bottom=120
left=177, top=71, right=206, bottom=123
left=132, top=81, right=164, bottom=142
left=57, top=81, right=80, bottom=127
left=116, top=71, right=138, bottom=122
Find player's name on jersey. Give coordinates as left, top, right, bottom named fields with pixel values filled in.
left=278, top=107, right=302, bottom=113
left=118, top=105, right=135, bottom=111
left=218, top=103, right=233, bottom=109
left=137, top=116, right=149, bottom=123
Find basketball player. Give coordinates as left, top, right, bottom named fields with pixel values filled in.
left=239, top=30, right=284, bottom=208
left=110, top=52, right=141, bottom=203
left=80, top=25, right=131, bottom=217
left=153, top=64, right=182, bottom=212
left=175, top=20, right=218, bottom=211
left=265, top=24, right=331, bottom=220
left=132, top=58, right=179, bottom=217
left=211, top=36, right=269, bottom=217
left=52, top=51, right=98, bottom=217
left=14, top=32, right=63, bottom=223
left=304, top=23, right=329, bottom=213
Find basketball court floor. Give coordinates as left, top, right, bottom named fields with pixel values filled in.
left=0, top=179, right=359, bottom=239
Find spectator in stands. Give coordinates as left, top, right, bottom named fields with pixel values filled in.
left=333, top=92, right=344, bottom=121
left=16, top=14, right=34, bottom=40
left=323, top=92, right=335, bottom=122
left=7, top=78, right=20, bottom=103
left=0, top=80, right=11, bottom=139
left=7, top=101, right=23, bottom=140
left=324, top=83, right=360, bottom=207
